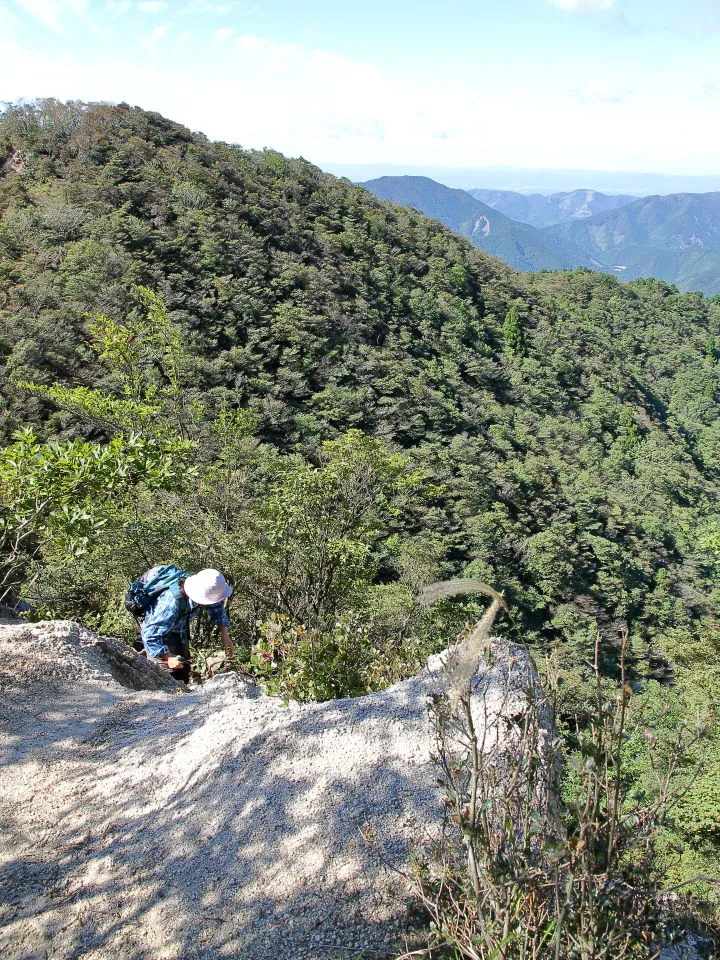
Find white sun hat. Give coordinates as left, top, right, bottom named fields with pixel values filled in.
left=184, top=569, right=233, bottom=605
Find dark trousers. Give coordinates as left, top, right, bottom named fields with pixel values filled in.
left=166, top=627, right=191, bottom=683
left=141, top=626, right=191, bottom=683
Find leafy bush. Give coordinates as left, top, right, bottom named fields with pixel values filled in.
left=250, top=613, right=374, bottom=701
left=0, top=426, right=191, bottom=604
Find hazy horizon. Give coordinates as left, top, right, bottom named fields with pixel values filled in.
left=326, top=164, right=720, bottom=198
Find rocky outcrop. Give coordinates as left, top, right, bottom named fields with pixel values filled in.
left=1, top=149, right=26, bottom=176
left=0, top=620, right=554, bottom=960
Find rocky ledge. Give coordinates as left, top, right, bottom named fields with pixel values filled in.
left=0, top=619, right=552, bottom=960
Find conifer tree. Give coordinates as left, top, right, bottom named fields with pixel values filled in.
left=502, top=305, right=525, bottom=355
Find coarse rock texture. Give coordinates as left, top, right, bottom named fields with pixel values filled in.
left=660, top=934, right=716, bottom=959
left=0, top=619, right=554, bottom=960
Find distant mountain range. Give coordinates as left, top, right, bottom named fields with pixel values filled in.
left=468, top=188, right=636, bottom=228
left=361, top=177, right=594, bottom=272
left=360, top=176, right=720, bottom=296
left=544, top=193, right=720, bottom=295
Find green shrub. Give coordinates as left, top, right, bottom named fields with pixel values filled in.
left=250, top=613, right=374, bottom=702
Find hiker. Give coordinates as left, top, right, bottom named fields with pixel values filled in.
left=136, top=567, right=234, bottom=680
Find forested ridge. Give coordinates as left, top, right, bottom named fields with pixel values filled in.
left=2, top=100, right=720, bottom=900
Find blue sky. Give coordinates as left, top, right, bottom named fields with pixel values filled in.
left=1, top=0, right=719, bottom=179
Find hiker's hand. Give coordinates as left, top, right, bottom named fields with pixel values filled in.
left=219, top=625, right=234, bottom=658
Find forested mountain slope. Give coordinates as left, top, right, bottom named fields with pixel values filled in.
left=3, top=100, right=720, bottom=888
left=545, top=192, right=720, bottom=295
left=360, top=175, right=595, bottom=270
left=2, top=101, right=720, bottom=677
left=2, top=100, right=720, bottom=655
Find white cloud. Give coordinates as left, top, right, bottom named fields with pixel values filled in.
left=138, top=1, right=168, bottom=12
left=216, top=27, right=234, bottom=39
left=548, top=0, right=617, bottom=10
left=1, top=31, right=718, bottom=176
left=0, top=3, right=23, bottom=36
left=570, top=79, right=634, bottom=104
left=151, top=22, right=169, bottom=38
left=11, top=0, right=67, bottom=33
left=183, top=1, right=235, bottom=13
left=9, top=0, right=95, bottom=34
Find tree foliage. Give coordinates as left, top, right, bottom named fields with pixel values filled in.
left=2, top=100, right=720, bottom=902
left=0, top=426, right=191, bottom=603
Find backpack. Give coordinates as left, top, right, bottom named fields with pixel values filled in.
left=124, top=564, right=189, bottom=620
